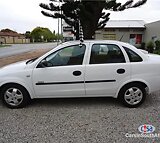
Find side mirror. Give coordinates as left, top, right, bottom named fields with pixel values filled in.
left=38, top=60, right=49, bottom=68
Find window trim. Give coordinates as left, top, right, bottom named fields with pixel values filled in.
left=89, top=43, right=126, bottom=65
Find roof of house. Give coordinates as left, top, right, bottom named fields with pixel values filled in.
left=145, top=20, right=160, bottom=26
left=104, top=20, right=146, bottom=29
left=0, top=32, right=19, bottom=37
left=0, top=29, right=25, bottom=37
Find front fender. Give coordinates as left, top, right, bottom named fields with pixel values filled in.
left=0, top=77, right=35, bottom=99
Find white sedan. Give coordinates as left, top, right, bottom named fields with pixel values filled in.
left=0, top=40, right=160, bottom=108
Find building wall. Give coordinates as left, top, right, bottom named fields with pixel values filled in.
left=26, top=39, right=30, bottom=43
left=145, top=21, right=160, bottom=43
left=14, top=37, right=23, bottom=44
left=0, top=37, right=5, bottom=44
left=5, top=36, right=14, bottom=44
left=95, top=28, right=145, bottom=46
left=0, top=36, right=30, bottom=44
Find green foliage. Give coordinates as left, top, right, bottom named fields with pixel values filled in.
left=55, top=34, right=63, bottom=41
left=153, top=50, right=160, bottom=55
left=31, top=27, right=54, bottom=42
left=155, top=40, right=160, bottom=50
left=40, top=0, right=147, bottom=39
left=25, top=31, right=31, bottom=39
left=140, top=42, right=145, bottom=50
left=0, top=45, right=11, bottom=48
left=147, top=41, right=154, bottom=53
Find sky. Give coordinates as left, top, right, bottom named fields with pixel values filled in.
left=0, top=0, right=159, bottom=34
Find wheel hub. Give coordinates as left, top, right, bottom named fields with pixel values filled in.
left=4, top=88, right=23, bottom=106
left=124, top=87, right=143, bottom=105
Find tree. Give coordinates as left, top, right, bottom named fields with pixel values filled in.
left=147, top=41, right=154, bottom=53
left=155, top=40, right=160, bottom=50
left=39, top=0, right=147, bottom=40
left=25, top=31, right=31, bottom=39
left=31, top=27, right=54, bottom=42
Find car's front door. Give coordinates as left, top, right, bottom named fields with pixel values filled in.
left=85, top=43, right=131, bottom=97
left=32, top=44, right=86, bottom=98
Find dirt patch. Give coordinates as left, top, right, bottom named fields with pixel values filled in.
left=0, top=48, right=51, bottom=67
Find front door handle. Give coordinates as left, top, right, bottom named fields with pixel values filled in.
left=117, top=69, right=125, bottom=74
left=73, top=71, right=82, bottom=76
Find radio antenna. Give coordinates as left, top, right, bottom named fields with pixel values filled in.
left=75, top=6, right=84, bottom=46
left=79, top=21, right=84, bottom=46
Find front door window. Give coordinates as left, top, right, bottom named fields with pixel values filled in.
left=41, top=45, right=86, bottom=67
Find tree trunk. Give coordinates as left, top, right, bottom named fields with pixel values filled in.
left=75, top=22, right=80, bottom=40
left=80, top=1, right=105, bottom=40
left=82, top=22, right=95, bottom=40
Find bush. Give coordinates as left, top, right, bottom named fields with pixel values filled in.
left=155, top=40, right=160, bottom=50
left=140, top=42, right=145, bottom=50
left=147, top=41, right=154, bottom=53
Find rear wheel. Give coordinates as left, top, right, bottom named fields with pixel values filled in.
left=118, top=83, right=146, bottom=108
left=1, top=84, right=31, bottom=109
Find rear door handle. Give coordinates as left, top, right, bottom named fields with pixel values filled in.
left=117, top=69, right=125, bottom=74
left=73, top=71, right=82, bottom=76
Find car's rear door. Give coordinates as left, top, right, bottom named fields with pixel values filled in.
left=32, top=44, right=87, bottom=98
left=85, top=43, right=131, bottom=97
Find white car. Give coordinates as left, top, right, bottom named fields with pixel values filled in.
left=0, top=40, right=160, bottom=108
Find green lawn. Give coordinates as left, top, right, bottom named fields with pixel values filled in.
left=0, top=45, right=11, bottom=48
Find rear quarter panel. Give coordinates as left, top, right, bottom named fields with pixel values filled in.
left=131, top=61, right=160, bottom=93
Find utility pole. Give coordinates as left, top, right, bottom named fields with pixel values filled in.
left=61, top=8, right=63, bottom=41
left=57, top=0, right=60, bottom=45
left=57, top=17, right=59, bottom=45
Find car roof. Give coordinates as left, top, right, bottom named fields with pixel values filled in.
left=62, top=40, right=134, bottom=47
left=62, top=40, right=137, bottom=50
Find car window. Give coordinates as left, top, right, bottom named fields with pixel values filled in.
left=40, top=44, right=86, bottom=67
left=90, top=44, right=125, bottom=64
left=123, top=46, right=143, bottom=62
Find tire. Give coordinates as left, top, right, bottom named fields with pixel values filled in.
left=118, top=83, right=146, bottom=108
left=1, top=84, right=31, bottom=109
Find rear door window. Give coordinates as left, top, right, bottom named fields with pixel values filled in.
left=90, top=44, right=125, bottom=64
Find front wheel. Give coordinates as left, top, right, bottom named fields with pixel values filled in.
left=1, top=84, right=31, bottom=109
left=118, top=83, right=146, bottom=108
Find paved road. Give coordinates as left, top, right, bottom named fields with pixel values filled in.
left=0, top=43, right=57, bottom=58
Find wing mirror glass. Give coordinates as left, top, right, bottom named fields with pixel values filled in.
left=38, top=60, right=49, bottom=68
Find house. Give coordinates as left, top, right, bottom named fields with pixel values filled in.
left=144, top=20, right=160, bottom=42
left=95, top=20, right=146, bottom=46
left=95, top=20, right=160, bottom=46
left=0, top=29, right=30, bottom=44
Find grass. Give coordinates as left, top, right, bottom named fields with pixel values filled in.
left=0, top=44, right=11, bottom=48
